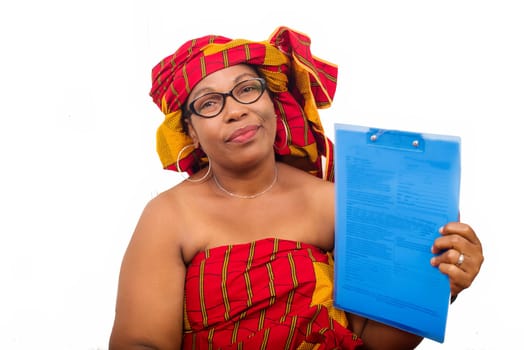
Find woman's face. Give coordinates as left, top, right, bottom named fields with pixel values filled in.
left=186, top=65, right=276, bottom=170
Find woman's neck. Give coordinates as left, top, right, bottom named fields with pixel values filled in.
left=212, top=162, right=279, bottom=199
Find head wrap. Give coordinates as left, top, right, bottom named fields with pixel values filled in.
left=149, top=26, right=337, bottom=181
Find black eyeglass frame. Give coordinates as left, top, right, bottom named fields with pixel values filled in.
left=187, top=77, right=267, bottom=118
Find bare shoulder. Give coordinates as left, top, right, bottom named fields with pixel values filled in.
left=139, top=181, right=202, bottom=247
left=110, top=183, right=191, bottom=349
left=142, top=183, right=187, bottom=228
left=130, top=185, right=184, bottom=248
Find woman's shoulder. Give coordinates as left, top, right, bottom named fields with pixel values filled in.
left=131, top=185, right=195, bottom=264
left=145, top=181, right=186, bottom=213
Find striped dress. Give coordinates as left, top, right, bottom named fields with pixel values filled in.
left=182, top=238, right=363, bottom=350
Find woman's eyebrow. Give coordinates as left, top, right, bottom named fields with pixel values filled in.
left=190, top=73, right=259, bottom=99
left=233, top=73, right=259, bottom=83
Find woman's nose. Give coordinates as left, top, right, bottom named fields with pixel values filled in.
left=221, top=96, right=248, bottom=122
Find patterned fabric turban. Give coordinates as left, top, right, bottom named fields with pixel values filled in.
left=149, top=26, right=338, bottom=181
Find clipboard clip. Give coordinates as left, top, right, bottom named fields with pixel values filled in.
left=367, top=128, right=425, bottom=152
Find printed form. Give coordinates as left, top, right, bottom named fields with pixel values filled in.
left=333, top=124, right=461, bottom=343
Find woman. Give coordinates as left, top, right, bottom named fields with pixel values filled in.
left=109, top=27, right=483, bottom=349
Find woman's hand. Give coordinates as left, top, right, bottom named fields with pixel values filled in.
left=430, top=222, right=484, bottom=297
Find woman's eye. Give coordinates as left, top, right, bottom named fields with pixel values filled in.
left=242, top=85, right=256, bottom=92
left=237, top=83, right=260, bottom=96
left=196, top=95, right=221, bottom=112
left=201, top=100, right=216, bottom=109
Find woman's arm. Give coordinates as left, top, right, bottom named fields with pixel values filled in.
left=109, top=198, right=186, bottom=350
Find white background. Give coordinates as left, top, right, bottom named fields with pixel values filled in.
left=1, top=1, right=522, bottom=349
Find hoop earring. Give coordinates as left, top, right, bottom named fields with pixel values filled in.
left=273, top=116, right=290, bottom=151
left=176, top=144, right=212, bottom=183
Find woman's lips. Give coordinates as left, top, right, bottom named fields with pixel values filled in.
left=226, top=125, right=260, bottom=143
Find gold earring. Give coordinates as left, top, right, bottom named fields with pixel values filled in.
left=273, top=117, right=290, bottom=151
left=176, top=144, right=212, bottom=183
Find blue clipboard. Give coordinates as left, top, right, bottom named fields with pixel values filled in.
left=333, top=123, right=461, bottom=343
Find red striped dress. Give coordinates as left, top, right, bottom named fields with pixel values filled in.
left=182, top=238, right=363, bottom=350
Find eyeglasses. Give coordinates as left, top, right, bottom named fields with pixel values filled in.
left=187, top=78, right=267, bottom=118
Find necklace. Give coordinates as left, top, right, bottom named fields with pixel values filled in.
left=213, top=167, right=278, bottom=199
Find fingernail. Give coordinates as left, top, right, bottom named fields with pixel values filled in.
left=439, top=226, right=444, bottom=234
left=430, top=257, right=436, bottom=266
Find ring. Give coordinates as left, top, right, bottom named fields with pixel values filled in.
left=457, top=253, right=465, bottom=266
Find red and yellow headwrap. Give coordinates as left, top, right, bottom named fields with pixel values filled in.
left=149, top=26, right=337, bottom=181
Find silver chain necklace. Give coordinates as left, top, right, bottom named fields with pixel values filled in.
left=213, top=167, right=278, bottom=199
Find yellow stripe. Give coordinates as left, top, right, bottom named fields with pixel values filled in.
left=200, top=56, right=207, bottom=80
left=247, top=241, right=255, bottom=270
left=307, top=247, right=316, bottom=262
left=182, top=65, right=190, bottom=95
left=260, top=328, right=270, bottom=350
left=280, top=252, right=297, bottom=323
left=199, top=258, right=208, bottom=327
left=244, top=44, right=251, bottom=61
left=258, top=308, right=266, bottom=331
left=266, top=263, right=276, bottom=305
left=271, top=238, right=279, bottom=261
left=188, top=39, right=196, bottom=56
left=222, top=50, right=229, bottom=67
left=284, top=315, right=298, bottom=350
left=244, top=241, right=255, bottom=307
left=244, top=270, right=253, bottom=306
left=222, top=246, right=232, bottom=321
left=232, top=321, right=240, bottom=343
left=207, top=328, right=214, bottom=350
left=280, top=288, right=293, bottom=321
left=307, top=305, right=322, bottom=336
left=183, top=293, right=191, bottom=331
left=289, top=252, right=299, bottom=287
